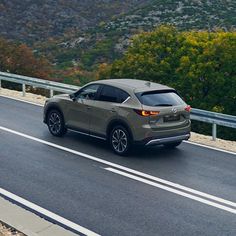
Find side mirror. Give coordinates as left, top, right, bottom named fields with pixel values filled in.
left=69, top=93, right=76, bottom=102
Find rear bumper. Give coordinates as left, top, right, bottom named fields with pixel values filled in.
left=132, top=119, right=191, bottom=146
left=145, top=133, right=190, bottom=146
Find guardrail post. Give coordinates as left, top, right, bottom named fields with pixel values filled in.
left=50, top=89, right=54, bottom=98
left=22, top=84, right=26, bottom=97
left=212, top=123, right=217, bottom=141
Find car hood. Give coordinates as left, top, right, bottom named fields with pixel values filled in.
left=54, top=94, right=70, bottom=99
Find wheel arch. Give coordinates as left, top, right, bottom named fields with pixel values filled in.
left=44, top=103, right=65, bottom=124
left=106, top=119, right=133, bottom=141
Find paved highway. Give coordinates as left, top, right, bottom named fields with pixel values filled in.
left=0, top=96, right=236, bottom=236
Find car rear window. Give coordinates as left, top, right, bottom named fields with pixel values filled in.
left=136, top=90, right=185, bottom=107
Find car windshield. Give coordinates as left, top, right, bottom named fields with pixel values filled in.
left=136, top=90, right=185, bottom=107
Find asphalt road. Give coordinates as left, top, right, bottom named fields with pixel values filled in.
left=0, top=96, right=236, bottom=236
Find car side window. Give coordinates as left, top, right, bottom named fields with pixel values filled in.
left=99, top=85, right=118, bottom=103
left=76, top=84, right=100, bottom=100
left=119, top=90, right=130, bottom=103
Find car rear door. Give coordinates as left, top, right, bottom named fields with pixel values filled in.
left=89, top=85, right=128, bottom=137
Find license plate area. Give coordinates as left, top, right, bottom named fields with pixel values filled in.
left=163, top=115, right=180, bottom=122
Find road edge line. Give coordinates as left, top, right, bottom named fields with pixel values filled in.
left=0, top=94, right=44, bottom=107
left=0, top=195, right=79, bottom=236
left=184, top=140, right=236, bottom=156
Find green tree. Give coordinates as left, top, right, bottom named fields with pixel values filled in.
left=98, top=26, right=236, bottom=140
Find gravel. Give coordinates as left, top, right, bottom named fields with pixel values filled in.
left=0, top=222, right=25, bottom=236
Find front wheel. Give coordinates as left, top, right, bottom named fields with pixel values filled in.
left=163, top=141, right=182, bottom=149
left=110, top=126, right=131, bottom=156
left=47, top=109, right=67, bottom=137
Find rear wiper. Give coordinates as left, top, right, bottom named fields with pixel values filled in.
left=154, top=104, right=173, bottom=106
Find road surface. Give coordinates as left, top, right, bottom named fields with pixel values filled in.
left=0, top=96, right=235, bottom=236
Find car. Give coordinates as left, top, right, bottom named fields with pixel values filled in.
left=43, top=79, right=191, bottom=155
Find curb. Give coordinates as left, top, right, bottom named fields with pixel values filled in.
left=0, top=197, right=78, bottom=236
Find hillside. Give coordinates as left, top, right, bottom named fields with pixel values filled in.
left=0, top=0, right=148, bottom=42
left=105, top=0, right=236, bottom=33
left=0, top=0, right=235, bottom=82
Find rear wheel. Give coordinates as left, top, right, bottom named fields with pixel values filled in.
left=163, top=141, right=182, bottom=148
left=110, top=125, right=131, bottom=156
left=47, top=109, right=67, bottom=137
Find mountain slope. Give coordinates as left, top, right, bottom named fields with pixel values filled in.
left=1, top=0, right=235, bottom=44
left=0, top=0, right=148, bottom=42
left=0, top=0, right=235, bottom=77
left=104, top=0, right=236, bottom=33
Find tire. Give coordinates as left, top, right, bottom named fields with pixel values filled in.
left=47, top=109, right=67, bottom=137
left=163, top=141, right=182, bottom=149
left=109, top=125, right=131, bottom=156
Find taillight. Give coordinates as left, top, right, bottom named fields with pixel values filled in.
left=185, top=105, right=191, bottom=112
left=134, top=109, right=160, bottom=117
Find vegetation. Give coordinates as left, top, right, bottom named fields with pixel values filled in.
left=0, top=38, right=52, bottom=79
left=0, top=37, right=54, bottom=96
left=98, top=26, right=236, bottom=140
left=2, top=0, right=235, bottom=85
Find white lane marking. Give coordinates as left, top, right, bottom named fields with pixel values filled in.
left=0, top=187, right=100, bottom=236
left=0, top=126, right=236, bottom=211
left=1, top=94, right=236, bottom=156
left=0, top=94, right=44, bottom=107
left=105, top=167, right=236, bottom=215
left=184, top=140, right=236, bottom=156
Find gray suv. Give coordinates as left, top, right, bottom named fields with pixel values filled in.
left=43, top=79, right=191, bottom=155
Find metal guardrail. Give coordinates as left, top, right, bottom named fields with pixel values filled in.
left=191, top=108, right=236, bottom=140
left=0, top=71, right=235, bottom=141
left=0, top=71, right=79, bottom=97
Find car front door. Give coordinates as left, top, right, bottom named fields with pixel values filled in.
left=66, top=84, right=100, bottom=133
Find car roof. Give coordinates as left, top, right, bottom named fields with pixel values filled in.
left=90, top=79, right=174, bottom=93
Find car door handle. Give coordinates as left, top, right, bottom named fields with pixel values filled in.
left=110, top=108, right=116, bottom=113
left=86, top=105, right=91, bottom=110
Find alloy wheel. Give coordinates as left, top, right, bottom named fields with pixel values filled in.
left=112, top=129, right=128, bottom=153
left=48, top=112, right=62, bottom=135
